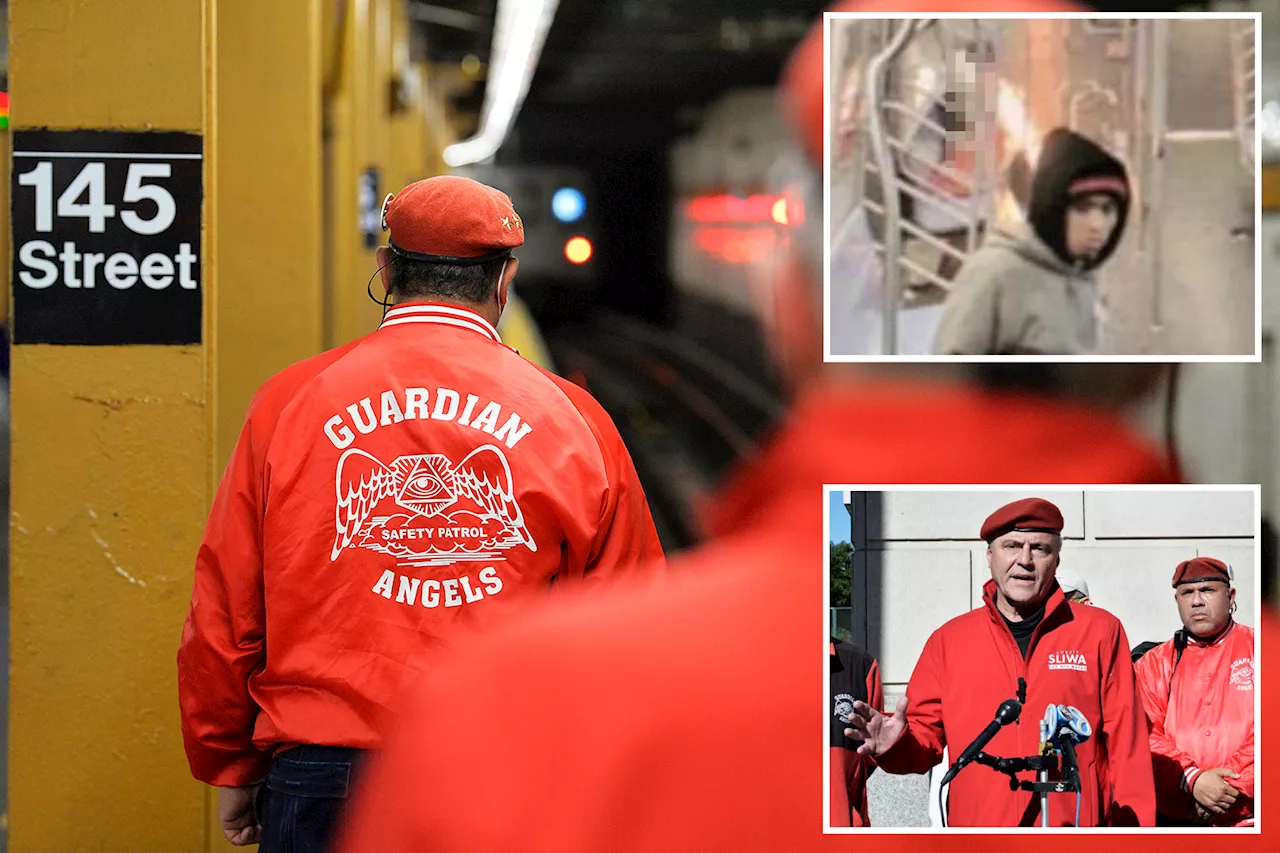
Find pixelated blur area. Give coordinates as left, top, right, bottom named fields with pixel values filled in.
left=2, top=1, right=1280, bottom=851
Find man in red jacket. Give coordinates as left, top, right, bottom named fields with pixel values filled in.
left=177, top=175, right=664, bottom=850
left=830, top=638, right=883, bottom=827
left=846, top=498, right=1154, bottom=826
left=1134, top=557, right=1255, bottom=827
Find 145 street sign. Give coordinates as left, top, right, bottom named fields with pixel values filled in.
left=11, top=129, right=203, bottom=345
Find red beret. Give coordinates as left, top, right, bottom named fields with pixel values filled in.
left=980, top=498, right=1064, bottom=542
left=382, top=175, right=524, bottom=265
left=1172, top=557, right=1232, bottom=587
left=779, top=0, right=1089, bottom=165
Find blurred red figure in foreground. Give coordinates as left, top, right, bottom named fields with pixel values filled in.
left=338, top=2, right=1276, bottom=850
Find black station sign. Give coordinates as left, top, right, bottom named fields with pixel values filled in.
left=11, top=129, right=203, bottom=345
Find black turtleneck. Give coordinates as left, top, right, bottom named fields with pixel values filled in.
left=1002, top=600, right=1047, bottom=659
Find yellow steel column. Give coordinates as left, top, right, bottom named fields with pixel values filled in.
left=8, top=2, right=212, bottom=850
left=327, top=0, right=375, bottom=348
left=215, top=0, right=324, bottom=469
left=328, top=0, right=402, bottom=348
left=206, top=1, right=326, bottom=847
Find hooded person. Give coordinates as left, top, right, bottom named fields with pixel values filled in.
left=933, top=127, right=1131, bottom=355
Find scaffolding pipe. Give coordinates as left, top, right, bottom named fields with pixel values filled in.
left=1131, top=17, right=1149, bottom=264
left=1148, top=18, right=1169, bottom=336
left=866, top=18, right=919, bottom=355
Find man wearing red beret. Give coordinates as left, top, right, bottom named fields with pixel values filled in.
left=1134, top=558, right=1255, bottom=827
left=177, top=174, right=664, bottom=850
left=846, top=497, right=1155, bottom=826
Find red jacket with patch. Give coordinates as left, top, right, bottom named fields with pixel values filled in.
left=177, top=301, right=663, bottom=786
left=1134, top=621, right=1255, bottom=826
left=830, top=640, right=883, bottom=827
left=879, top=580, right=1155, bottom=827
left=336, top=380, right=1192, bottom=852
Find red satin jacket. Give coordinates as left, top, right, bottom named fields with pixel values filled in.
left=1134, top=620, right=1255, bottom=826
left=177, top=301, right=663, bottom=786
left=830, top=640, right=883, bottom=827
left=878, top=581, right=1156, bottom=827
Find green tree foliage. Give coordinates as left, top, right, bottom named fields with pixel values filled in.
left=830, top=540, right=853, bottom=608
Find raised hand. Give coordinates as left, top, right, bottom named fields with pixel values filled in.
left=844, top=694, right=909, bottom=757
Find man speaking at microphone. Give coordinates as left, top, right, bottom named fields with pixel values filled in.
left=846, top=498, right=1155, bottom=826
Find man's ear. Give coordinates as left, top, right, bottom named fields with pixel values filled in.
left=498, top=258, right=519, bottom=307
left=377, top=246, right=393, bottom=294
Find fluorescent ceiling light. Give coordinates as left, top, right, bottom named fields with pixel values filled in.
left=444, top=0, right=559, bottom=167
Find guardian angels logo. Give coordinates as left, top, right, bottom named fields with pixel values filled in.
left=331, top=444, right=537, bottom=568
left=833, top=693, right=856, bottom=725
left=1230, top=657, right=1254, bottom=691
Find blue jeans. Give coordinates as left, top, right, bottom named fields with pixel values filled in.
left=256, top=745, right=368, bottom=853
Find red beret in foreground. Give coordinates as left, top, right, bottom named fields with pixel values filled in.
left=779, top=0, right=1090, bottom=165
left=1172, top=557, right=1233, bottom=587
left=980, top=497, right=1065, bottom=542
left=382, top=175, right=524, bottom=265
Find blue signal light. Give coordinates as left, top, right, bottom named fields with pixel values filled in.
left=552, top=187, right=586, bottom=223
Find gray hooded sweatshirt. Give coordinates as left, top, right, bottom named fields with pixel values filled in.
left=932, top=224, right=1100, bottom=355
left=932, top=127, right=1129, bottom=355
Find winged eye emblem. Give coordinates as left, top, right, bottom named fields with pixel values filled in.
left=332, top=445, right=536, bottom=561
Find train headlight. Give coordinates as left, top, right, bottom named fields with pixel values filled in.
left=552, top=187, right=587, bottom=223
left=565, top=236, right=593, bottom=264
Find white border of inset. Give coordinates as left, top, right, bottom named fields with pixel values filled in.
left=822, top=12, right=1263, bottom=363
left=822, top=483, right=1263, bottom=834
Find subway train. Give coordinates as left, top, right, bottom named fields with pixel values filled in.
left=667, top=79, right=1276, bottom=506
left=668, top=88, right=812, bottom=385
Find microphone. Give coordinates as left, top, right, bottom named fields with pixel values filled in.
left=940, top=697, right=1022, bottom=785
left=1044, top=705, right=1092, bottom=791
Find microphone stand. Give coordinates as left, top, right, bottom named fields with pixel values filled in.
left=961, top=752, right=1081, bottom=826
left=1039, top=756, right=1050, bottom=829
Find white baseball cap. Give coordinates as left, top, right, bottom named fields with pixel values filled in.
left=1056, top=568, right=1090, bottom=600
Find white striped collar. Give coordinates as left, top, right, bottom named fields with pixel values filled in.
left=378, top=302, right=502, bottom=343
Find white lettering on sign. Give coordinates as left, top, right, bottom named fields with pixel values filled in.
left=15, top=240, right=199, bottom=291
left=105, top=253, right=139, bottom=289
left=16, top=161, right=176, bottom=236
left=57, top=162, right=117, bottom=233
left=13, top=158, right=199, bottom=292
left=120, top=163, right=177, bottom=235
left=140, top=253, right=175, bottom=290
left=17, top=161, right=54, bottom=231
left=17, top=240, right=57, bottom=288
left=10, top=133, right=204, bottom=346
